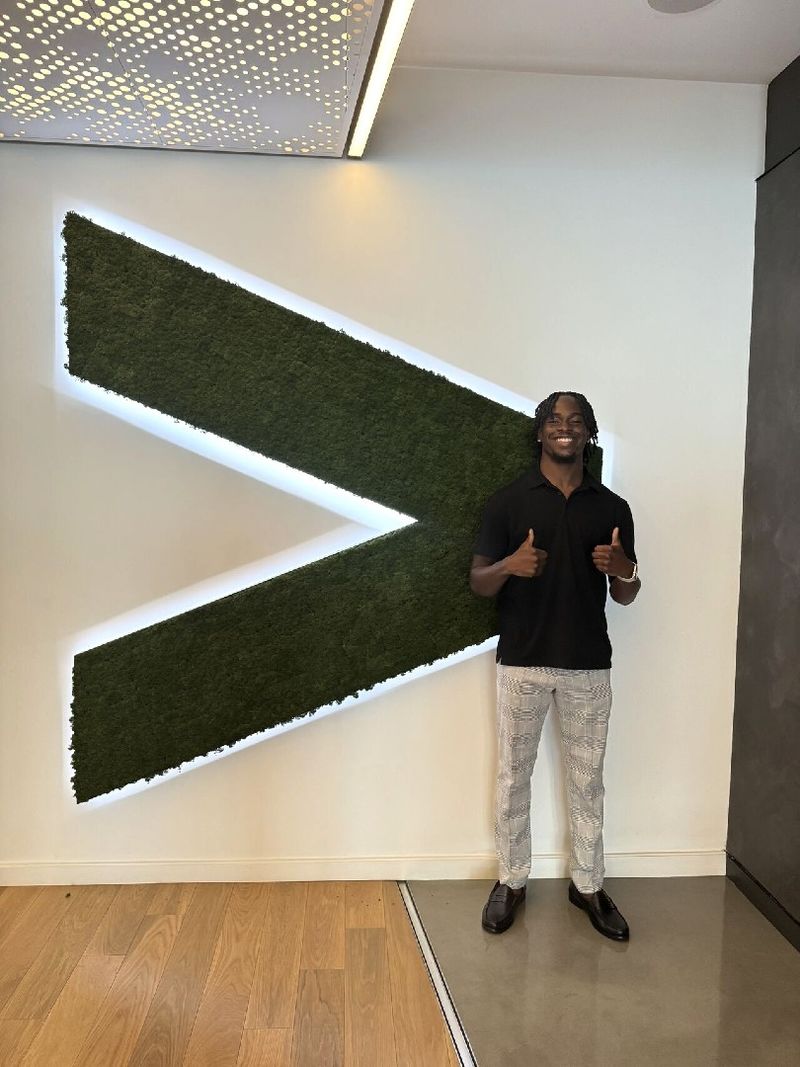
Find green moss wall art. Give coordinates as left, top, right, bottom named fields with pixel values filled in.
left=63, top=213, right=602, bottom=802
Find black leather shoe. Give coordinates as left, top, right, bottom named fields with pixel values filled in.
left=482, top=881, right=526, bottom=933
left=568, top=880, right=629, bottom=941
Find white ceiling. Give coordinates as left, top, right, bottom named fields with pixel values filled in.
left=397, top=0, right=800, bottom=85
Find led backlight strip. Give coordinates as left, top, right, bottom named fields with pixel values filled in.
left=346, top=0, right=412, bottom=157
left=54, top=206, right=519, bottom=801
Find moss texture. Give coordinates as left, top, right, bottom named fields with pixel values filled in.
left=64, top=213, right=601, bottom=801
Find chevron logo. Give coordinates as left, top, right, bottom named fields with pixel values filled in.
left=63, top=212, right=541, bottom=802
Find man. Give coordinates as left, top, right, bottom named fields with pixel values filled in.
left=470, top=391, right=640, bottom=941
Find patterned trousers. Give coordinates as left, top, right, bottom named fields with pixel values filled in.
left=495, top=664, right=613, bottom=894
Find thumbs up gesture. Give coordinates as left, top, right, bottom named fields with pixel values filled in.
left=592, top=527, right=634, bottom=579
left=505, top=529, right=548, bottom=578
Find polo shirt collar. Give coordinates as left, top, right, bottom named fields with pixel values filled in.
left=526, top=462, right=600, bottom=493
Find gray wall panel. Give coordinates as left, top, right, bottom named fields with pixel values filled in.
left=765, top=54, right=800, bottom=172
left=727, top=149, right=800, bottom=924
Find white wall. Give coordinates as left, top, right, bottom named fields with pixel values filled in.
left=0, top=67, right=765, bottom=883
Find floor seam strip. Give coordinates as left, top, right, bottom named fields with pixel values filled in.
left=397, top=881, right=477, bottom=1067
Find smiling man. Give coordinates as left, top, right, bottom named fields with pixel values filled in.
left=470, top=391, right=640, bottom=941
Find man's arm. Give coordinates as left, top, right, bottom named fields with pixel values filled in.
left=610, top=574, right=640, bottom=606
left=470, top=530, right=548, bottom=598
left=470, top=554, right=511, bottom=598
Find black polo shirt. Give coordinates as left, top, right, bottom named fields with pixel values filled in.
left=473, top=464, right=636, bottom=669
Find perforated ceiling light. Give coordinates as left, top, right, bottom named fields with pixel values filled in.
left=0, top=0, right=399, bottom=156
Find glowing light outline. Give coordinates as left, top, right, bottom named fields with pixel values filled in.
left=55, top=203, right=616, bottom=804
left=347, top=0, right=416, bottom=159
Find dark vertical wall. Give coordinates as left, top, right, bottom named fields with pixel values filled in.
left=764, top=54, right=800, bottom=173
left=727, top=54, right=800, bottom=950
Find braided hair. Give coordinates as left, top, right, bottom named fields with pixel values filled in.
left=532, top=391, right=599, bottom=465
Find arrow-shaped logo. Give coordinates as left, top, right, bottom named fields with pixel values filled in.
left=64, top=213, right=539, bottom=802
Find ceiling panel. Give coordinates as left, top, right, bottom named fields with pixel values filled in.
left=0, top=0, right=384, bottom=154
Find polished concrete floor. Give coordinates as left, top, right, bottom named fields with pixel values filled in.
left=407, top=877, right=800, bottom=1067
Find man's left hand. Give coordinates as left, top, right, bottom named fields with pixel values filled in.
left=592, top=527, right=635, bottom=579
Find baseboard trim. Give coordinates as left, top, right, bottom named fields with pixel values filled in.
left=0, top=849, right=726, bottom=886
left=726, top=853, right=800, bottom=951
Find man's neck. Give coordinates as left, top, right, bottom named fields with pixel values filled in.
left=539, top=454, right=585, bottom=496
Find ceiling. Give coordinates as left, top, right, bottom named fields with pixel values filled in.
left=397, top=0, right=800, bottom=85
left=2, top=0, right=798, bottom=156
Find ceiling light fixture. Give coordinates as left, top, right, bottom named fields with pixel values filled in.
left=0, top=0, right=383, bottom=155
left=647, top=0, right=718, bottom=12
left=346, top=0, right=414, bottom=158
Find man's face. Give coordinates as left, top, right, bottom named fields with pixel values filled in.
left=538, top=394, right=589, bottom=465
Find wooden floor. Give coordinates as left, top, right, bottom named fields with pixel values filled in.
left=0, top=881, right=459, bottom=1066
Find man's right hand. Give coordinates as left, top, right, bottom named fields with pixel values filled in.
left=504, top=529, right=548, bottom=578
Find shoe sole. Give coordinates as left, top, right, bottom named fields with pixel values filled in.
left=481, top=914, right=514, bottom=934
left=568, top=888, right=629, bottom=941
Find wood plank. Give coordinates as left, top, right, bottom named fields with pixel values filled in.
left=0, top=1019, right=40, bottom=1067
left=383, top=882, right=453, bottom=1067
left=2, top=884, right=117, bottom=1021
left=74, top=914, right=180, bottom=1067
left=148, top=884, right=174, bottom=913
left=236, top=1028, right=292, bottom=1067
left=0, top=889, right=42, bottom=954
left=0, top=886, right=78, bottom=1015
left=299, top=882, right=345, bottom=970
left=290, top=970, right=344, bottom=1067
left=344, top=927, right=396, bottom=1067
left=86, top=884, right=156, bottom=956
left=246, top=882, right=307, bottom=1030
left=148, top=883, right=196, bottom=923
left=128, top=882, right=231, bottom=1066
left=181, top=882, right=270, bottom=1067
left=20, top=954, right=123, bottom=1067
left=344, top=882, right=385, bottom=929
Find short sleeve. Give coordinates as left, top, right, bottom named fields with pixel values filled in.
left=473, top=492, right=509, bottom=561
